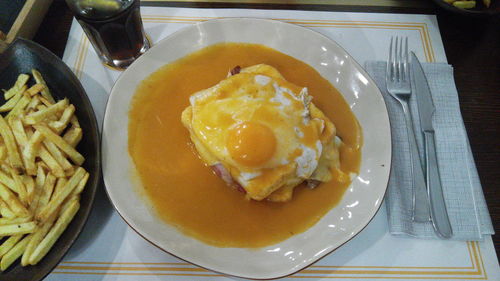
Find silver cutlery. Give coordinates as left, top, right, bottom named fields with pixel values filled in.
left=410, top=51, right=453, bottom=238
left=386, top=37, right=430, bottom=222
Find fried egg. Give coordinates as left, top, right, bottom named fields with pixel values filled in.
left=181, top=64, right=343, bottom=202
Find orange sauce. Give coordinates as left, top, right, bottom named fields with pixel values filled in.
left=128, top=43, right=362, bottom=248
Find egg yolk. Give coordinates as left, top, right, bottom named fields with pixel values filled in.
left=226, top=121, right=277, bottom=167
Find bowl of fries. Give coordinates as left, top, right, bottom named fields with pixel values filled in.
left=0, top=38, right=100, bottom=280
left=433, top=0, right=499, bottom=16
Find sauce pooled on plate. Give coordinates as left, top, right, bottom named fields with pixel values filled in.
left=128, top=43, right=362, bottom=248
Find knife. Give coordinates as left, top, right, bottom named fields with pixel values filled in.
left=410, top=52, right=453, bottom=239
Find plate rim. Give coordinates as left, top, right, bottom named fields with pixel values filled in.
left=102, top=17, right=392, bottom=279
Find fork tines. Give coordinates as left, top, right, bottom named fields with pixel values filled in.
left=387, top=36, right=409, bottom=83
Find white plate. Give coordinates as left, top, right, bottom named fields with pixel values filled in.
left=102, top=18, right=391, bottom=279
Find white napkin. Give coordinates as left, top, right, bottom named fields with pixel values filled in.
left=365, top=61, right=494, bottom=240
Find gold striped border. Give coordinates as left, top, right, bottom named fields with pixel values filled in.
left=70, top=16, right=436, bottom=74
left=72, top=33, right=90, bottom=79
left=63, top=14, right=484, bottom=280
left=56, top=241, right=477, bottom=270
left=53, top=243, right=487, bottom=279
left=139, top=16, right=436, bottom=62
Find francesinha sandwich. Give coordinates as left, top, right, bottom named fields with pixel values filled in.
left=181, top=64, right=346, bottom=202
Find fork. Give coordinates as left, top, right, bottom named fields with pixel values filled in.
left=386, top=37, right=430, bottom=222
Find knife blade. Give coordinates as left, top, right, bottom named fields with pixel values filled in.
left=411, top=52, right=453, bottom=238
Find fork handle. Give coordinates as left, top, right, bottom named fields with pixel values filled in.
left=401, top=102, right=430, bottom=222
left=424, top=131, right=453, bottom=238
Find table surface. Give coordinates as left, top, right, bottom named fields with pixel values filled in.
left=32, top=0, right=499, bottom=258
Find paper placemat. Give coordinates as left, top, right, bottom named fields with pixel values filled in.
left=45, top=7, right=500, bottom=281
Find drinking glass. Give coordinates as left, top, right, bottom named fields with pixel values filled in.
left=65, top=0, right=151, bottom=69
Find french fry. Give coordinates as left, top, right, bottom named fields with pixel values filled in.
left=0, top=235, right=22, bottom=258
left=6, top=92, right=31, bottom=119
left=35, top=173, right=56, bottom=217
left=70, top=115, right=80, bottom=128
left=23, top=131, right=44, bottom=176
left=9, top=168, right=27, bottom=205
left=37, top=161, right=48, bottom=171
left=24, top=98, right=68, bottom=125
left=1, top=234, right=31, bottom=271
left=0, top=90, right=24, bottom=112
left=36, top=104, right=47, bottom=111
left=52, top=178, right=67, bottom=199
left=50, top=104, right=75, bottom=133
left=9, top=116, right=28, bottom=147
left=0, top=222, right=36, bottom=236
left=24, top=125, right=33, bottom=138
left=22, top=211, right=57, bottom=266
left=0, top=115, right=24, bottom=173
left=72, top=171, right=89, bottom=196
left=0, top=199, right=15, bottom=219
left=27, top=96, right=40, bottom=110
left=39, top=96, right=54, bottom=107
left=32, top=69, right=55, bottom=104
left=3, top=74, right=29, bottom=100
left=37, top=167, right=85, bottom=223
left=36, top=163, right=46, bottom=185
left=38, top=146, right=66, bottom=178
left=0, top=164, right=10, bottom=175
left=34, top=124, right=84, bottom=165
left=0, top=146, right=6, bottom=161
left=28, top=165, right=45, bottom=214
left=63, top=127, right=83, bottom=148
left=65, top=167, right=76, bottom=177
left=0, top=166, right=17, bottom=194
left=60, top=195, right=79, bottom=216
left=22, top=175, right=35, bottom=204
left=9, top=118, right=32, bottom=189
left=59, top=104, right=75, bottom=125
left=26, top=84, right=45, bottom=97
left=0, top=169, right=15, bottom=190
left=0, top=183, right=28, bottom=217
left=43, top=139, right=73, bottom=173
left=3, top=77, right=27, bottom=100
left=453, top=0, right=476, bottom=8
left=0, top=70, right=88, bottom=269
left=0, top=217, right=31, bottom=226
left=29, top=199, right=79, bottom=265
left=9, top=118, right=29, bottom=174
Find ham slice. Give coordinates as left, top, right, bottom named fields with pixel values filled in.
left=306, top=179, right=321, bottom=189
left=229, top=65, right=241, bottom=76
left=211, top=163, right=246, bottom=194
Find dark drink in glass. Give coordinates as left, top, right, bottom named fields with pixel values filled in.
left=66, top=0, right=150, bottom=69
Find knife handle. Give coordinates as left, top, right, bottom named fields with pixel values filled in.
left=424, top=131, right=453, bottom=238
left=401, top=102, right=430, bottom=222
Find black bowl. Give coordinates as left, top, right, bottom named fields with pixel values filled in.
left=0, top=38, right=101, bottom=281
left=432, top=0, right=500, bottom=17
